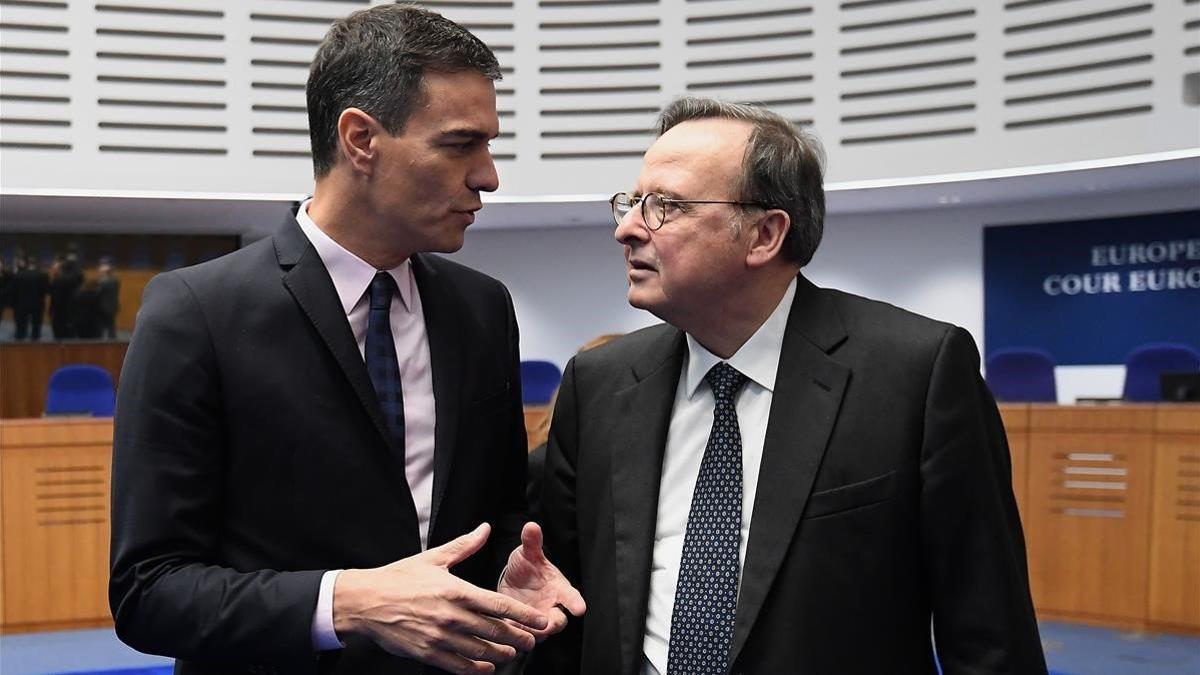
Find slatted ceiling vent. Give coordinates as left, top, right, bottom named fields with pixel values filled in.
left=262, top=3, right=520, bottom=161
left=92, top=3, right=228, bottom=157
left=248, top=9, right=329, bottom=159
left=684, top=3, right=816, bottom=129
left=1177, top=452, right=1200, bottom=523
left=0, top=0, right=72, bottom=151
left=536, top=0, right=662, bottom=160
left=837, top=0, right=979, bottom=146
left=432, top=2, right=518, bottom=159
left=1002, top=0, right=1156, bottom=130
left=1186, top=0, right=1200, bottom=58
left=1051, top=451, right=1130, bottom=519
left=35, top=463, right=108, bottom=527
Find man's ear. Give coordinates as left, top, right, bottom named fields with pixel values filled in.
left=336, top=107, right=378, bottom=176
left=745, top=209, right=791, bottom=268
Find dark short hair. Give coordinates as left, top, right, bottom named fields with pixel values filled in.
left=306, top=4, right=501, bottom=177
left=655, top=97, right=826, bottom=266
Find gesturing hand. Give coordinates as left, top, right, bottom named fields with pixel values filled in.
left=333, top=523, right=548, bottom=675
left=498, top=522, right=587, bottom=640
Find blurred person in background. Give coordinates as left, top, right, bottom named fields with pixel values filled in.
left=0, top=257, right=14, bottom=332
left=526, top=333, right=624, bottom=517
left=71, top=277, right=103, bottom=340
left=97, top=258, right=120, bottom=339
left=13, top=255, right=49, bottom=341
left=48, top=249, right=83, bottom=339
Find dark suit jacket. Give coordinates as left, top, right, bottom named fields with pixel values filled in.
left=110, top=219, right=528, bottom=674
left=13, top=267, right=49, bottom=312
left=538, top=274, right=1046, bottom=675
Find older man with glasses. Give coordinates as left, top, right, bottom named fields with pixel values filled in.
left=533, top=97, right=1047, bottom=675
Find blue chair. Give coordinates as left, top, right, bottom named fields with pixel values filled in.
left=985, top=348, right=1057, bottom=402
left=45, top=364, right=116, bottom=416
left=520, top=360, right=562, bottom=406
left=1123, top=343, right=1200, bottom=402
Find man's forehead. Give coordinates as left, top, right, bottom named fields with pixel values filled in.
left=639, top=118, right=750, bottom=190
left=654, top=118, right=751, bottom=155
left=409, top=71, right=499, bottom=133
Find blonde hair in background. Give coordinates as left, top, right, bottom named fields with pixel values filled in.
left=528, top=333, right=624, bottom=449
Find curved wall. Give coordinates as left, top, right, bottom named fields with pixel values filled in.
left=1, top=0, right=1197, bottom=195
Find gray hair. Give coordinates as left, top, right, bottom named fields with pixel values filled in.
left=306, top=4, right=501, bottom=178
left=655, top=97, right=826, bottom=266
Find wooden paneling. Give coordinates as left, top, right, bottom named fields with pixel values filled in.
left=114, top=269, right=155, bottom=332
left=0, top=404, right=1194, bottom=636
left=0, top=418, right=113, bottom=633
left=1018, top=405, right=1200, bottom=634
left=1025, top=428, right=1154, bottom=624
left=0, top=342, right=126, bottom=419
left=1147, top=419, right=1200, bottom=632
left=1029, top=404, right=1157, bottom=432
left=1156, top=406, right=1200, bottom=434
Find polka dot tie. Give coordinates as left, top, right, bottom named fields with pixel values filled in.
left=366, top=271, right=406, bottom=459
left=666, top=362, right=748, bottom=675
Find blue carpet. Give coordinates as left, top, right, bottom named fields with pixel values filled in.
left=3, top=621, right=1197, bottom=674
left=0, top=628, right=171, bottom=675
left=1039, top=621, right=1200, bottom=675
left=50, top=670, right=173, bottom=675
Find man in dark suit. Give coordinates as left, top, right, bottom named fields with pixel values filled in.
left=538, top=98, right=1046, bottom=674
left=48, top=251, right=83, bottom=339
left=110, top=6, right=582, bottom=675
left=96, top=258, right=120, bottom=339
left=12, top=255, right=49, bottom=341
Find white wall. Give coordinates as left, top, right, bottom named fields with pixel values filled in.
left=451, top=184, right=1200, bottom=402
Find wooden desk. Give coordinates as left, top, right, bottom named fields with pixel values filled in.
left=524, top=405, right=550, bottom=450
left=2, top=406, right=1196, bottom=636
left=1000, top=403, right=1200, bottom=634
left=0, top=417, right=114, bottom=633
left=1148, top=406, right=1200, bottom=632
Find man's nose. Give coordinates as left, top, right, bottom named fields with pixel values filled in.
left=469, top=154, right=500, bottom=193
left=614, top=208, right=649, bottom=246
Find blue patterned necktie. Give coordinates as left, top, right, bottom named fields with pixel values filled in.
left=365, top=271, right=405, bottom=459
left=667, top=362, right=749, bottom=675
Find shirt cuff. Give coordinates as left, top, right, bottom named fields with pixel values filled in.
left=311, top=569, right=345, bottom=651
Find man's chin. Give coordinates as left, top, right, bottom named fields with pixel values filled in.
left=626, top=289, right=656, bottom=313
left=430, top=234, right=466, bottom=254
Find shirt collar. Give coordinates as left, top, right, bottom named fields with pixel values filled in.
left=295, top=199, right=413, bottom=316
left=683, top=276, right=797, bottom=399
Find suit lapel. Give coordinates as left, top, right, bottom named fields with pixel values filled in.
left=728, top=275, right=850, bottom=666
left=275, top=220, right=392, bottom=449
left=611, top=328, right=685, bottom=675
left=411, top=254, right=464, bottom=538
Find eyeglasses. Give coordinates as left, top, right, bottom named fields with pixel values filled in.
left=610, top=191, right=767, bottom=231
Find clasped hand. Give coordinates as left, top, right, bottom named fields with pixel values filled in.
left=333, top=521, right=584, bottom=674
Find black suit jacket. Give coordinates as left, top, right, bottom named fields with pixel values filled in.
left=110, top=219, right=528, bottom=674
left=539, top=275, right=1046, bottom=675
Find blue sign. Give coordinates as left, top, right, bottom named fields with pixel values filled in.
left=984, top=210, right=1200, bottom=365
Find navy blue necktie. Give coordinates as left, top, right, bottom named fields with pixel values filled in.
left=667, top=362, right=748, bottom=675
left=366, top=272, right=405, bottom=459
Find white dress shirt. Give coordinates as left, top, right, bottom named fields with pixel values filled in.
left=641, top=278, right=797, bottom=675
left=294, top=201, right=438, bottom=650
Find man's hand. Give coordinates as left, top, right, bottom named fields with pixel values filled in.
left=498, top=522, right=587, bottom=640
left=333, top=523, right=548, bottom=674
